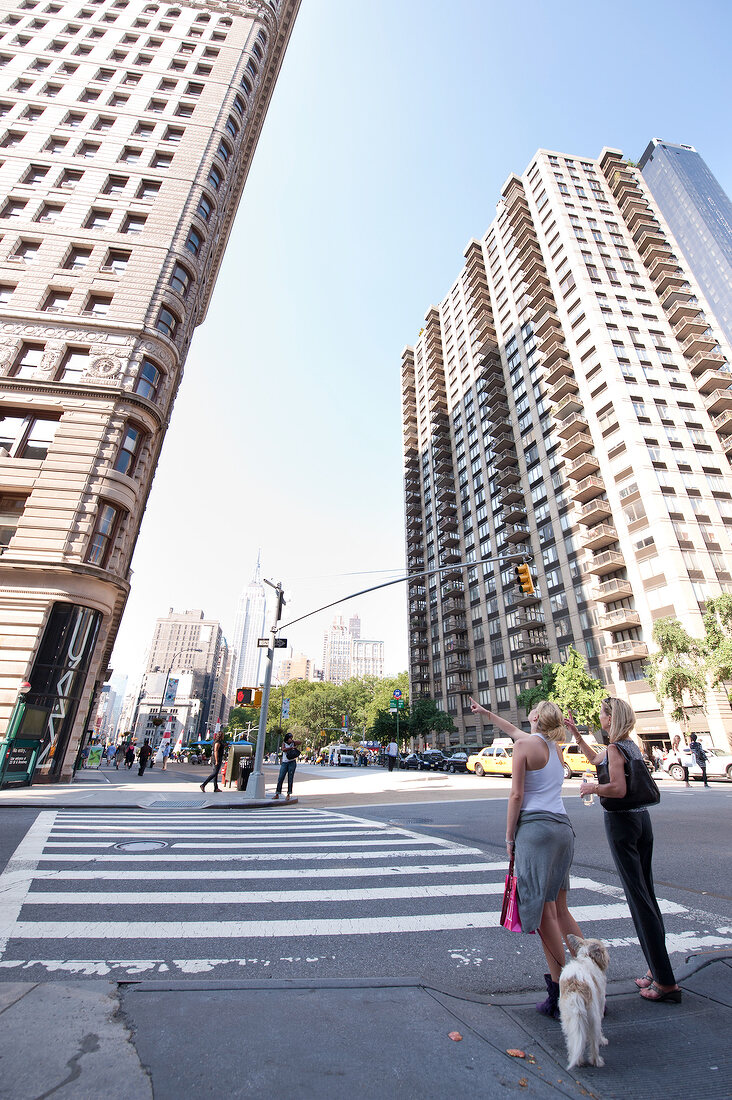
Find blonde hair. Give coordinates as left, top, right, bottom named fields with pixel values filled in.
left=534, top=700, right=565, bottom=743
left=602, top=696, right=635, bottom=743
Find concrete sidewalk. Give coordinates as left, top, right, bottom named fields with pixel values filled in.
left=1, top=954, right=728, bottom=1099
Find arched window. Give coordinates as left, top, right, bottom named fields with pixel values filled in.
left=135, top=357, right=162, bottom=400
left=156, top=305, right=179, bottom=340
left=113, top=421, right=145, bottom=476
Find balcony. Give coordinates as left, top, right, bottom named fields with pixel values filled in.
left=502, top=499, right=527, bottom=524
left=665, top=295, right=700, bottom=326
left=553, top=392, right=584, bottom=420
left=712, top=410, right=732, bottom=434
left=577, top=495, right=612, bottom=524
left=544, top=357, right=574, bottom=388
left=493, top=430, right=515, bottom=454
left=450, top=678, right=474, bottom=693
left=477, top=353, right=502, bottom=381
left=525, top=268, right=550, bottom=300
left=639, top=240, right=674, bottom=267
left=571, top=474, right=606, bottom=503
left=561, top=431, right=594, bottom=460
left=605, top=640, right=649, bottom=663
left=634, top=227, right=666, bottom=254
left=542, top=335, right=570, bottom=370
left=533, top=307, right=561, bottom=340
left=443, top=614, right=467, bottom=635
left=515, top=660, right=548, bottom=680
left=511, top=629, right=550, bottom=655
left=548, top=374, right=580, bottom=403
left=441, top=579, right=465, bottom=598
left=582, top=550, right=626, bottom=577
left=680, top=330, right=717, bottom=359
left=442, top=597, right=466, bottom=615
left=687, top=348, right=727, bottom=376
left=497, top=465, right=521, bottom=487
left=411, top=651, right=430, bottom=665
left=673, top=314, right=709, bottom=343
left=445, top=655, right=471, bottom=673
left=495, top=449, right=518, bottom=471
left=705, top=388, right=732, bottom=415
left=696, top=368, right=732, bottom=394
left=646, top=253, right=680, bottom=282
left=598, top=608, right=641, bottom=631
left=623, top=198, right=653, bottom=229
left=581, top=522, right=619, bottom=550
left=403, top=423, right=417, bottom=447
left=445, top=633, right=469, bottom=653
left=653, top=267, right=686, bottom=296
left=405, top=496, right=422, bottom=516
left=556, top=413, right=589, bottom=439
left=566, top=452, right=600, bottom=480
left=505, top=522, right=530, bottom=544
left=592, top=577, right=633, bottom=602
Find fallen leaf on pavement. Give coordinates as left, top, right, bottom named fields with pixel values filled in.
left=518, top=1078, right=528, bottom=1088
left=507, top=1049, right=526, bottom=1058
left=448, top=1031, right=463, bottom=1041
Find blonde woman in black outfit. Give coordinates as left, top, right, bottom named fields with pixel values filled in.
left=567, top=698, right=681, bottom=1004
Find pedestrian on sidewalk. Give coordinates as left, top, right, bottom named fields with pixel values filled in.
left=386, top=739, right=398, bottom=772
left=274, top=732, right=299, bottom=801
left=688, top=734, right=709, bottom=786
left=137, top=738, right=152, bottom=776
left=114, top=744, right=123, bottom=769
left=670, top=733, right=690, bottom=786
left=125, top=743, right=135, bottom=769
left=470, top=697, right=582, bottom=1020
left=162, top=741, right=171, bottom=771
left=200, top=728, right=226, bottom=793
left=571, top=698, right=682, bottom=1005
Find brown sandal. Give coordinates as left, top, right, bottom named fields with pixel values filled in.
left=634, top=972, right=653, bottom=989
left=640, top=982, right=682, bottom=1003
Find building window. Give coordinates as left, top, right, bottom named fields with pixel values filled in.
left=136, top=179, right=160, bottom=200
left=12, top=343, right=44, bottom=378
left=0, top=198, right=28, bottom=218
left=151, top=151, right=172, bottom=168
left=113, top=421, right=144, bottom=475
left=56, top=168, right=83, bottom=188
left=119, top=145, right=142, bottom=163
left=102, top=174, right=127, bottom=195
left=121, top=213, right=147, bottom=233
left=196, top=193, right=213, bottom=222
left=63, top=245, right=91, bottom=269
left=135, top=357, right=161, bottom=400
left=85, top=207, right=111, bottom=229
left=86, top=501, right=121, bottom=566
left=224, top=116, right=238, bottom=140
left=0, top=411, right=59, bottom=460
left=101, top=249, right=130, bottom=274
left=185, top=226, right=202, bottom=255
left=12, top=240, right=40, bottom=263
left=42, top=288, right=71, bottom=312
left=169, top=262, right=192, bottom=296
left=208, top=164, right=222, bottom=191
left=0, top=284, right=15, bottom=303
left=83, top=293, right=112, bottom=316
left=156, top=305, right=179, bottom=339
left=0, top=494, right=26, bottom=550
left=35, top=203, right=63, bottom=223
left=217, top=139, right=230, bottom=163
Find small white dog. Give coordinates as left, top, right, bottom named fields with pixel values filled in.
left=558, top=934, right=610, bottom=1069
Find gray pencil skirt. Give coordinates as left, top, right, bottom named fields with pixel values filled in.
left=514, top=810, right=574, bottom=933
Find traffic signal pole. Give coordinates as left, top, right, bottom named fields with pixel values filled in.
left=249, top=579, right=285, bottom=800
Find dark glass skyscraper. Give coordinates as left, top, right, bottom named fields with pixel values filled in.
left=639, top=140, right=732, bottom=347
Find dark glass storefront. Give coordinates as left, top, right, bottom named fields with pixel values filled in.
left=19, top=602, right=102, bottom=778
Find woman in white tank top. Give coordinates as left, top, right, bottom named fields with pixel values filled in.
left=471, top=697, right=583, bottom=1019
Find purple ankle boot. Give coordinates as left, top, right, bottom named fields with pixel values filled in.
left=536, top=973, right=560, bottom=1019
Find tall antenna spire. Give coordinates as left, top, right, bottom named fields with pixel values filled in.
left=253, top=549, right=261, bottom=584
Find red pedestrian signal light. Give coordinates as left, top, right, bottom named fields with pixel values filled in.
left=515, top=563, right=535, bottom=595
left=235, top=688, right=263, bottom=707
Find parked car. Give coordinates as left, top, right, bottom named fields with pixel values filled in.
left=399, top=752, right=422, bottom=770
left=467, top=740, right=513, bottom=777
left=663, top=745, right=732, bottom=782
left=442, top=752, right=468, bottom=773
left=418, top=750, right=449, bottom=770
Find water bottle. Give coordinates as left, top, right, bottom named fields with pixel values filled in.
left=582, top=770, right=595, bottom=806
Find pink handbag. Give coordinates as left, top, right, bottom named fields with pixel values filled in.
left=500, top=856, right=524, bottom=933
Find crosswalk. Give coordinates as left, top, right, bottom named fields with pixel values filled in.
left=0, top=808, right=729, bottom=982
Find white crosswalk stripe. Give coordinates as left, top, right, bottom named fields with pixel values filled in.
left=0, top=807, right=727, bottom=980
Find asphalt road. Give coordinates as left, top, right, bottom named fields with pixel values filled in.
left=0, top=775, right=729, bottom=997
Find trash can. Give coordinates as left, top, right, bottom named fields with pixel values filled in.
left=226, top=742, right=253, bottom=789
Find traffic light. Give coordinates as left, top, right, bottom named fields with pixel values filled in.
left=515, top=562, right=535, bottom=595
left=236, top=688, right=263, bottom=707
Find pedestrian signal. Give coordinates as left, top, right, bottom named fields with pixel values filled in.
left=515, top=562, right=535, bottom=595
left=236, top=687, right=261, bottom=706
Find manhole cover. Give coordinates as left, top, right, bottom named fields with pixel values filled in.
left=114, top=840, right=168, bottom=852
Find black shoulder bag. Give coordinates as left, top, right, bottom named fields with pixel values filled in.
left=597, top=741, right=660, bottom=811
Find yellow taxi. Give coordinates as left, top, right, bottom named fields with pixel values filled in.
left=467, top=740, right=513, bottom=777
left=561, top=742, right=600, bottom=779
left=466, top=739, right=601, bottom=779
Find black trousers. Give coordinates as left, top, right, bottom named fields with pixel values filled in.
left=604, top=809, right=676, bottom=987
left=202, top=757, right=223, bottom=790
left=387, top=756, right=396, bottom=772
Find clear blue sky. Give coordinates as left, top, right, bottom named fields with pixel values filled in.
left=110, top=0, right=732, bottom=688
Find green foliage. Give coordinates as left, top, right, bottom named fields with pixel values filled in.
left=549, top=646, right=606, bottom=731
left=645, top=616, right=707, bottom=727
left=703, top=593, right=732, bottom=687
left=225, top=706, right=259, bottom=732
left=407, top=697, right=455, bottom=740
left=516, top=663, right=557, bottom=713
left=256, top=674, right=410, bottom=744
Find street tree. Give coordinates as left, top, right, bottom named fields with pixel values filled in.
left=549, top=645, right=606, bottom=732
left=408, top=697, right=454, bottom=745
left=516, top=663, right=557, bottom=714
left=702, top=594, right=732, bottom=746
left=645, top=616, right=708, bottom=732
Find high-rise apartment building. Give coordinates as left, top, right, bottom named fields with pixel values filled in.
left=135, top=607, right=225, bottom=740
left=351, top=638, right=384, bottom=679
left=322, top=615, right=352, bottom=685
left=402, top=146, right=732, bottom=751
left=228, top=555, right=267, bottom=702
left=0, top=0, right=299, bottom=780
left=639, top=140, right=732, bottom=349
left=278, top=651, right=316, bottom=684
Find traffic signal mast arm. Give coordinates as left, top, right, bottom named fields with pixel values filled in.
left=278, top=552, right=534, bottom=632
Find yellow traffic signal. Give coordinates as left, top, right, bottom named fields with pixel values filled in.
left=515, top=562, right=535, bottom=595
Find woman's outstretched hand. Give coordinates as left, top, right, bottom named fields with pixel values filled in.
left=470, top=696, right=489, bottom=717
left=564, top=709, right=579, bottom=740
